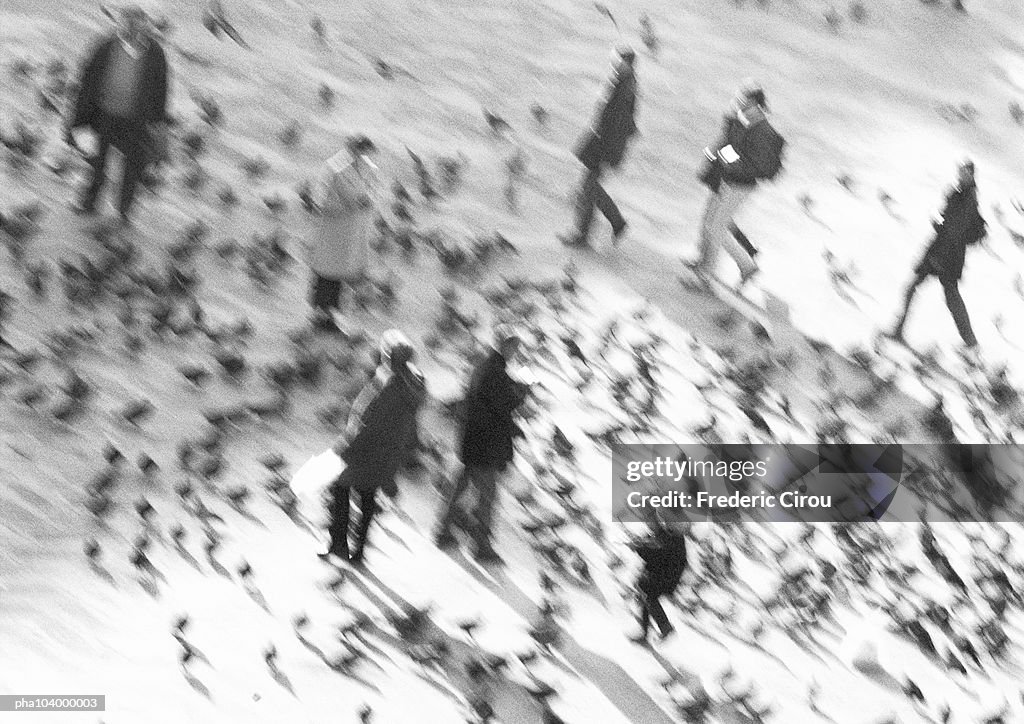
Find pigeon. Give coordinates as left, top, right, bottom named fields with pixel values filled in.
left=84, top=538, right=101, bottom=562
left=311, top=15, right=327, bottom=43
left=120, top=398, right=155, bottom=426
left=136, top=498, right=156, bottom=522
left=237, top=560, right=253, bottom=579
left=179, top=364, right=212, bottom=386
left=483, top=109, right=512, bottom=135
left=530, top=103, right=549, bottom=127
left=277, top=121, right=302, bottom=149
left=639, top=13, right=659, bottom=54
left=203, top=1, right=251, bottom=49
left=138, top=454, right=159, bottom=475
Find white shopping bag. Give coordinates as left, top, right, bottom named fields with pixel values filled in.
left=289, top=448, right=344, bottom=536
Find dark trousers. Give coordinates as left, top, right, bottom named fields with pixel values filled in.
left=327, top=471, right=379, bottom=560
left=894, top=273, right=977, bottom=347
left=311, top=274, right=343, bottom=313
left=638, top=577, right=673, bottom=636
left=81, top=112, right=149, bottom=218
left=436, top=464, right=499, bottom=548
left=573, top=166, right=625, bottom=243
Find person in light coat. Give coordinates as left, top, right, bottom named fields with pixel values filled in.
left=306, top=135, right=380, bottom=332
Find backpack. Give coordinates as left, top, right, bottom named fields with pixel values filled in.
left=758, top=127, right=786, bottom=181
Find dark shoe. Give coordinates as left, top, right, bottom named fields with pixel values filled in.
left=72, top=201, right=97, bottom=216
left=658, top=624, right=676, bottom=641
left=473, top=546, right=503, bottom=565
left=738, top=266, right=760, bottom=288
left=612, top=223, right=628, bottom=246
left=312, top=312, right=342, bottom=334
left=881, top=327, right=906, bottom=345
left=348, top=549, right=366, bottom=567
left=434, top=531, right=458, bottom=549
left=628, top=631, right=650, bottom=645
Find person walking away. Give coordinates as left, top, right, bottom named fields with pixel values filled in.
left=65, top=4, right=170, bottom=223
left=688, top=81, right=785, bottom=287
left=306, top=135, right=380, bottom=333
left=631, top=523, right=688, bottom=642
left=559, top=46, right=639, bottom=248
left=886, top=160, right=986, bottom=358
left=324, top=341, right=425, bottom=565
left=434, top=328, right=529, bottom=563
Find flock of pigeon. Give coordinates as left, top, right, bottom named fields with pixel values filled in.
left=3, top=2, right=1024, bottom=723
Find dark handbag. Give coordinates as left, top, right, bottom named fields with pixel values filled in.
left=574, top=131, right=603, bottom=170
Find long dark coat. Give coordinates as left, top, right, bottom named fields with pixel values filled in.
left=635, top=530, right=688, bottom=594
left=916, top=184, right=986, bottom=282
left=459, top=350, right=528, bottom=469
left=575, top=65, right=638, bottom=170
left=69, top=36, right=170, bottom=131
left=339, top=366, right=426, bottom=495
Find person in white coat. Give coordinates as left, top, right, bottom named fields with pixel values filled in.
left=307, top=135, right=381, bottom=332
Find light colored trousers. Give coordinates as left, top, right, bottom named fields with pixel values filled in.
left=697, top=182, right=756, bottom=276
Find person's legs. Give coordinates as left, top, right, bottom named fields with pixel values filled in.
left=940, top=278, right=978, bottom=347
left=80, top=132, right=113, bottom=212
left=469, top=466, right=499, bottom=553
left=350, top=487, right=379, bottom=562
left=326, top=479, right=352, bottom=558
left=115, top=127, right=148, bottom=220
left=593, top=180, right=626, bottom=236
left=713, top=183, right=757, bottom=279
left=435, top=466, right=473, bottom=543
left=570, top=167, right=602, bottom=244
left=890, top=273, right=927, bottom=339
left=646, top=591, right=673, bottom=636
left=311, top=275, right=343, bottom=328
left=695, top=192, right=724, bottom=271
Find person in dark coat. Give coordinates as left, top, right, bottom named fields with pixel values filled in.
left=631, top=523, right=688, bottom=641
left=689, top=81, right=785, bottom=287
left=560, top=46, right=638, bottom=248
left=434, top=328, right=529, bottom=562
left=888, top=160, right=986, bottom=351
left=65, top=4, right=170, bottom=222
left=325, top=341, right=426, bottom=564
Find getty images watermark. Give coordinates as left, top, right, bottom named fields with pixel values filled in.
left=611, top=444, right=1024, bottom=523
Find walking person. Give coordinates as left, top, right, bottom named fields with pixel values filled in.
left=630, top=523, right=688, bottom=642
left=434, top=327, right=529, bottom=563
left=688, top=81, right=785, bottom=287
left=306, top=135, right=381, bottom=334
left=65, top=3, right=170, bottom=223
left=324, top=340, right=425, bottom=565
left=559, top=46, right=639, bottom=248
left=886, top=160, right=987, bottom=356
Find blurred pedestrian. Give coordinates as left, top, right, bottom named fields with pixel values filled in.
left=560, top=46, right=639, bottom=248
left=324, top=340, right=425, bottom=564
left=887, top=160, right=987, bottom=357
left=65, top=3, right=170, bottom=222
left=306, top=135, right=381, bottom=334
left=689, top=81, right=785, bottom=287
left=630, top=523, right=688, bottom=642
left=434, top=327, right=529, bottom=563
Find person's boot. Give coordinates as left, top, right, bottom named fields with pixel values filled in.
left=434, top=528, right=458, bottom=549
left=473, top=540, right=503, bottom=565
left=612, top=222, right=629, bottom=247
